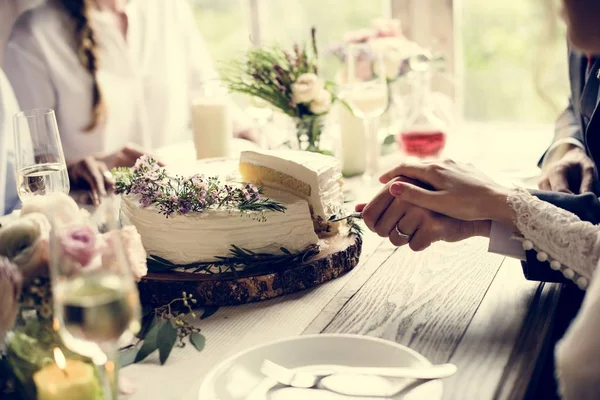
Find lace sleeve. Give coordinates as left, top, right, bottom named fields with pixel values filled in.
left=508, top=188, right=600, bottom=283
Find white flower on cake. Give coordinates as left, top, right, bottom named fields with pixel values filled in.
left=291, top=73, right=325, bottom=104
left=309, top=89, right=333, bottom=115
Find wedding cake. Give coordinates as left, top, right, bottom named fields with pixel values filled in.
left=117, top=151, right=347, bottom=266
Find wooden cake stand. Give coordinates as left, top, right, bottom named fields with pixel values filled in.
left=138, top=233, right=362, bottom=307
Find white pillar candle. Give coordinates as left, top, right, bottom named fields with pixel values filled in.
left=191, top=98, right=232, bottom=160
left=338, top=105, right=367, bottom=177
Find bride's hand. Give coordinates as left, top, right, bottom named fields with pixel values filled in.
left=98, top=144, right=165, bottom=169
left=380, top=159, right=514, bottom=226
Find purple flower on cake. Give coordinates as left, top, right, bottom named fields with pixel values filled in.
left=245, top=183, right=260, bottom=196
left=240, top=188, right=251, bottom=201
left=0, top=257, right=22, bottom=339
left=59, top=226, right=97, bottom=267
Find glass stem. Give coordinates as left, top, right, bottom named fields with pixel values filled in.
left=97, top=345, right=119, bottom=400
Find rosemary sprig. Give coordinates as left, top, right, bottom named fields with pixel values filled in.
left=238, top=197, right=287, bottom=213
left=347, top=217, right=364, bottom=237
left=147, top=244, right=320, bottom=275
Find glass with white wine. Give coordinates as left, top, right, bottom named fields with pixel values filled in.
left=50, top=197, right=141, bottom=400
left=13, top=108, right=70, bottom=200
left=341, top=43, right=389, bottom=181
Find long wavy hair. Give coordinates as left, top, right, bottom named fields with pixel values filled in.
left=55, top=0, right=105, bottom=131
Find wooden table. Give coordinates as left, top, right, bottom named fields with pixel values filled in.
left=120, top=126, right=565, bottom=399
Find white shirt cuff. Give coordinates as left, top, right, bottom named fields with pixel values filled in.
left=488, top=222, right=526, bottom=260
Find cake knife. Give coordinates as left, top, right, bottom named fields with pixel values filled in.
left=328, top=212, right=362, bottom=223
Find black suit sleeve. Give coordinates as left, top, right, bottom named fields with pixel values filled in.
left=520, top=190, right=600, bottom=283
left=538, top=99, right=585, bottom=167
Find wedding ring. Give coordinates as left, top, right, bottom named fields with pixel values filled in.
left=395, top=225, right=411, bottom=240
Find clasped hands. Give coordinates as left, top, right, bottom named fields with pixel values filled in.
left=357, top=159, right=515, bottom=251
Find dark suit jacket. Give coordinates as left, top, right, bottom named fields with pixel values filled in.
left=526, top=49, right=600, bottom=283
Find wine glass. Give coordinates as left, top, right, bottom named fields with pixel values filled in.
left=13, top=108, right=70, bottom=201
left=49, top=196, right=141, bottom=400
left=341, top=43, right=389, bottom=181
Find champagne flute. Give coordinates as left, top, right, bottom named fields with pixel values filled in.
left=13, top=108, right=70, bottom=201
left=341, top=43, right=389, bottom=181
left=49, top=196, right=141, bottom=400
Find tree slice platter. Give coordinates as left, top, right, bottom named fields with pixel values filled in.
left=138, top=234, right=362, bottom=307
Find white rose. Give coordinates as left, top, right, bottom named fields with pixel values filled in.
left=291, top=73, right=325, bottom=104
left=21, top=193, right=84, bottom=227
left=309, top=89, right=333, bottom=115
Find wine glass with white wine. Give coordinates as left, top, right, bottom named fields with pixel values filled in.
left=50, top=196, right=141, bottom=400
left=341, top=43, right=389, bottom=181
left=13, top=108, right=70, bottom=200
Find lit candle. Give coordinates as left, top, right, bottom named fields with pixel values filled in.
left=191, top=97, right=233, bottom=159
left=338, top=105, right=367, bottom=177
left=33, top=348, right=98, bottom=400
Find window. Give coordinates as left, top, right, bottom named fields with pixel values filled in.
left=189, top=0, right=570, bottom=125
left=461, top=0, right=568, bottom=123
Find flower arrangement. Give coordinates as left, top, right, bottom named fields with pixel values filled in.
left=328, top=18, right=425, bottom=82
left=0, top=193, right=211, bottom=399
left=221, top=27, right=338, bottom=153
left=113, top=155, right=285, bottom=217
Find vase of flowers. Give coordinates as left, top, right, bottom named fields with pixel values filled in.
left=222, top=27, right=338, bottom=154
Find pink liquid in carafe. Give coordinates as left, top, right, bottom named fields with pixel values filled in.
left=398, top=130, right=447, bottom=158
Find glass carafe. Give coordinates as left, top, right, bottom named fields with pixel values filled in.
left=399, top=61, right=453, bottom=159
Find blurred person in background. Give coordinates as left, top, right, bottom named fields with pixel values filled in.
left=4, top=0, right=256, bottom=202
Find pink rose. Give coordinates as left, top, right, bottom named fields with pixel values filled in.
left=101, top=226, right=147, bottom=282
left=344, top=28, right=375, bottom=44
left=0, top=257, right=23, bottom=339
left=59, top=226, right=97, bottom=267
left=372, top=18, right=403, bottom=38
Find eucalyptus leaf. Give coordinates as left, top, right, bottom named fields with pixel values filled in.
left=119, top=346, right=139, bottom=368
left=190, top=332, right=206, bottom=352
left=135, top=319, right=163, bottom=363
left=200, top=306, right=220, bottom=320
left=137, top=313, right=156, bottom=339
left=158, top=321, right=178, bottom=365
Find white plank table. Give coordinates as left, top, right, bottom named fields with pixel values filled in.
left=121, top=125, right=564, bottom=399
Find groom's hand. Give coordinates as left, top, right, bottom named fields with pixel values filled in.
left=357, top=177, right=490, bottom=251
left=538, top=146, right=596, bottom=194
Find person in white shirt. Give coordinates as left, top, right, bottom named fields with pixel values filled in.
left=4, top=0, right=254, bottom=202
left=0, top=68, right=20, bottom=215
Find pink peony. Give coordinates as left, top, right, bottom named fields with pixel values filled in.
left=0, top=257, right=23, bottom=339
left=344, top=28, right=375, bottom=44
left=372, top=18, right=403, bottom=38
left=101, top=226, right=147, bottom=282
left=59, top=226, right=97, bottom=267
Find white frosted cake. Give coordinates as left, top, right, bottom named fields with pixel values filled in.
left=116, top=151, right=349, bottom=266
left=239, top=150, right=344, bottom=235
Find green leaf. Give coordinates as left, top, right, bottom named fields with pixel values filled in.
left=119, top=346, right=139, bottom=368
left=135, top=318, right=163, bottom=363
left=158, top=321, right=178, bottom=365
left=201, top=306, right=220, bottom=320
left=190, top=332, right=206, bottom=352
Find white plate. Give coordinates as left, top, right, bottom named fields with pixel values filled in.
left=198, top=334, right=443, bottom=400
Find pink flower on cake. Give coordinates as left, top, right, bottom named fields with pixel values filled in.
left=101, top=226, right=147, bottom=282
left=0, top=257, right=23, bottom=339
left=59, top=226, right=97, bottom=267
